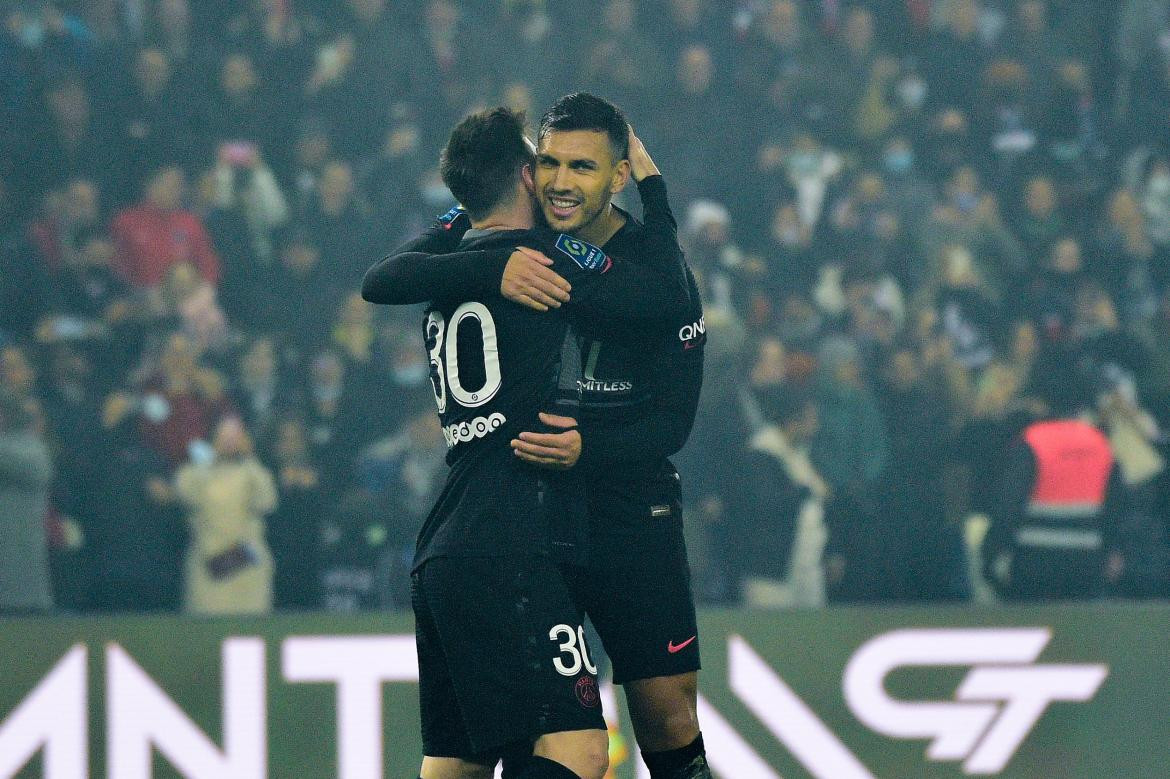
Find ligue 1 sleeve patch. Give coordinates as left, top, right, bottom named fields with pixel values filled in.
left=438, top=205, right=467, bottom=229
left=555, top=234, right=612, bottom=272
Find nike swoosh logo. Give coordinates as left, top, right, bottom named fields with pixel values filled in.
left=668, top=636, right=697, bottom=654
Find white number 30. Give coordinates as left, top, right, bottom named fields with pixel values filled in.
left=550, top=623, right=599, bottom=677
left=425, top=302, right=502, bottom=414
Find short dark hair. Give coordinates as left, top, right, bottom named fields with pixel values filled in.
left=439, top=107, right=532, bottom=221
left=539, top=92, right=629, bottom=160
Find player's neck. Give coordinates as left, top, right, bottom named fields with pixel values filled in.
left=575, top=203, right=626, bottom=247
left=470, top=196, right=534, bottom=232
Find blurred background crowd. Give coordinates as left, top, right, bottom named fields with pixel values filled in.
left=1, top=0, right=1169, bottom=615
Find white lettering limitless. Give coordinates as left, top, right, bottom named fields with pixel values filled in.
left=442, top=412, right=506, bottom=448
left=577, top=379, right=633, bottom=393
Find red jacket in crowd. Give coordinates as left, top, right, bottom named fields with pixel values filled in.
left=110, top=205, right=220, bottom=288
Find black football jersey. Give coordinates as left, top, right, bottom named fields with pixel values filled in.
left=411, top=225, right=691, bottom=568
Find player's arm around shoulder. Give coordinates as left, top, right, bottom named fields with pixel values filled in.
left=499, top=244, right=572, bottom=312
left=361, top=206, right=472, bottom=304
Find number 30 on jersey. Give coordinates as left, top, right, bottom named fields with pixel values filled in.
left=425, top=302, right=502, bottom=413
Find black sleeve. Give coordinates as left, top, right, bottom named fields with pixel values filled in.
left=576, top=350, right=703, bottom=471
left=554, top=175, right=691, bottom=323
left=635, top=174, right=688, bottom=286
left=361, top=212, right=508, bottom=304
left=986, top=439, right=1035, bottom=562
left=1099, top=464, right=1126, bottom=553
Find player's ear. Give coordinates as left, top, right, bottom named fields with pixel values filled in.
left=521, top=162, right=535, bottom=194
left=610, top=158, right=631, bottom=195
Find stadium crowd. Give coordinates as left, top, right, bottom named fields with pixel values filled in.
left=1, top=0, right=1169, bottom=614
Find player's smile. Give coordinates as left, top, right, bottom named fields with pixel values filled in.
left=546, top=191, right=583, bottom=221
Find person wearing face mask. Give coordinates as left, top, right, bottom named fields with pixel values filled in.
left=175, top=415, right=278, bottom=615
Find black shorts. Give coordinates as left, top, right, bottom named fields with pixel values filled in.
left=569, top=465, right=701, bottom=685
left=412, top=555, right=606, bottom=761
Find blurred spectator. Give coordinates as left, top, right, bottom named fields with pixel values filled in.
left=1095, top=189, right=1162, bottom=323
left=0, top=343, right=38, bottom=403
left=357, top=402, right=446, bottom=608
left=268, top=416, right=327, bottom=610
left=0, top=390, right=53, bottom=613
left=210, top=142, right=289, bottom=266
left=812, top=336, right=890, bottom=602
left=924, top=0, right=989, bottom=110
left=207, top=142, right=290, bottom=323
left=318, top=488, right=385, bottom=611
left=110, top=47, right=195, bottom=192
left=877, top=345, right=968, bottom=601
left=652, top=45, right=737, bottom=205
left=931, top=244, right=1000, bottom=371
left=1011, top=175, right=1068, bottom=259
left=21, top=72, right=116, bottom=214
left=231, top=335, right=289, bottom=453
left=264, top=225, right=338, bottom=356
left=299, top=159, right=373, bottom=292
left=360, top=104, right=428, bottom=244
left=1096, top=374, right=1169, bottom=597
left=202, top=52, right=285, bottom=164
left=580, top=0, right=667, bottom=117
left=175, top=415, right=278, bottom=615
left=1029, top=236, right=1086, bottom=340
left=731, top=386, right=827, bottom=608
left=983, top=351, right=1124, bottom=601
left=148, top=0, right=194, bottom=63
left=136, top=332, right=234, bottom=469
left=302, top=348, right=373, bottom=491
left=29, top=177, right=102, bottom=272
left=332, top=291, right=375, bottom=367
left=84, top=389, right=183, bottom=612
left=111, top=165, right=220, bottom=288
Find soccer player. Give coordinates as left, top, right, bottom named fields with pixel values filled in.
left=364, top=107, right=692, bottom=779
left=367, top=94, right=711, bottom=779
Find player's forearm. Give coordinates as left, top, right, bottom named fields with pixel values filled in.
left=635, top=175, right=690, bottom=306
left=578, top=412, right=693, bottom=471
left=362, top=220, right=460, bottom=303
left=577, top=359, right=702, bottom=471
left=362, top=246, right=509, bottom=304
left=362, top=208, right=514, bottom=305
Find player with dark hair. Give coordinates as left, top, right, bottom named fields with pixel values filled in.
left=365, top=93, right=711, bottom=779
left=364, top=106, right=693, bottom=779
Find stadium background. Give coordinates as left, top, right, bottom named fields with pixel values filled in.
left=1, top=0, right=1169, bottom=776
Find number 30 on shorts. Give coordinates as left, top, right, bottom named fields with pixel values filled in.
left=549, top=624, right=598, bottom=677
